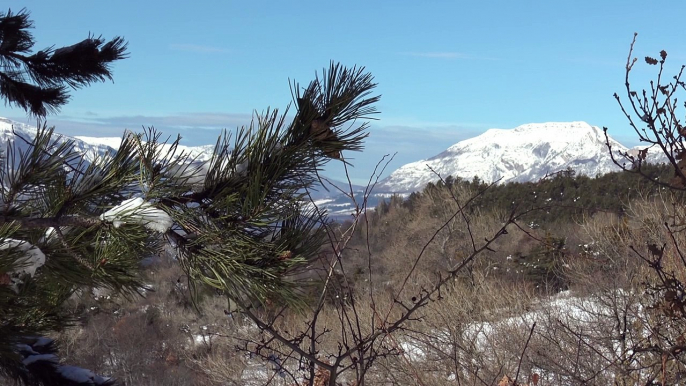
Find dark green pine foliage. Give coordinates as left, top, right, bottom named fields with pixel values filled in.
left=0, top=128, right=158, bottom=385
left=516, top=233, right=568, bottom=291
left=0, top=8, right=128, bottom=116
left=0, top=8, right=133, bottom=385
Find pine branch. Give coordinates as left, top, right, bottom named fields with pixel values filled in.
left=0, top=8, right=33, bottom=54
left=20, top=35, right=129, bottom=88
left=290, top=62, right=380, bottom=159
left=0, top=71, right=67, bottom=116
left=0, top=215, right=101, bottom=229
left=0, top=8, right=128, bottom=116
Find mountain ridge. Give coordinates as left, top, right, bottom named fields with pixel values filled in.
left=375, top=121, right=664, bottom=192
left=0, top=118, right=667, bottom=215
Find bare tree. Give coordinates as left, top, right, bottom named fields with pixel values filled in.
left=601, top=33, right=686, bottom=385
left=226, top=165, right=535, bottom=385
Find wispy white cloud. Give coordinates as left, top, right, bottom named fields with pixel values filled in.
left=400, top=52, right=499, bottom=60
left=169, top=44, right=230, bottom=54
left=366, top=124, right=485, bottom=153
left=88, top=112, right=253, bottom=128
left=402, top=52, right=468, bottom=59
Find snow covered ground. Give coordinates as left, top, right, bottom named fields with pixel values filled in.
left=391, top=288, right=661, bottom=385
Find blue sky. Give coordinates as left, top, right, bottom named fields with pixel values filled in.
left=3, top=1, right=686, bottom=183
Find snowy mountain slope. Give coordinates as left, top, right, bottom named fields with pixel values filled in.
left=0, top=118, right=115, bottom=163
left=73, top=135, right=123, bottom=150
left=75, top=135, right=216, bottom=162
left=376, top=122, right=663, bottom=193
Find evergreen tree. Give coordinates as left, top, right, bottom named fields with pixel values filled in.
left=0, top=8, right=380, bottom=385
left=0, top=7, right=129, bottom=385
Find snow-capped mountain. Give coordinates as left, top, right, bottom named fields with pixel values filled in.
left=0, top=118, right=116, bottom=163
left=0, top=118, right=220, bottom=166
left=74, top=134, right=216, bottom=163
left=376, top=122, right=662, bottom=193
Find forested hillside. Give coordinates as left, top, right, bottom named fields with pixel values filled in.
left=340, top=163, right=675, bottom=293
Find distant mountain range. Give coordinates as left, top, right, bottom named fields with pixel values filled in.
left=0, top=118, right=117, bottom=166
left=0, top=118, right=667, bottom=217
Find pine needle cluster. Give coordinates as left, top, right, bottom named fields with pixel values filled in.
left=0, top=8, right=128, bottom=116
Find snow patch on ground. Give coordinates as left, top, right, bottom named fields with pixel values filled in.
left=57, top=365, right=112, bottom=385
left=1, top=239, right=46, bottom=278
left=1, top=239, right=46, bottom=291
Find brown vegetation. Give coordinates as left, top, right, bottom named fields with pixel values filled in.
left=49, top=169, right=684, bottom=385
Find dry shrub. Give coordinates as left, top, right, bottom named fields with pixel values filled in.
left=575, top=192, right=686, bottom=289
left=184, top=344, right=252, bottom=385
left=365, top=274, right=538, bottom=385
left=55, top=258, right=232, bottom=385
left=347, top=183, right=507, bottom=295
left=523, top=193, right=686, bottom=384
left=325, top=192, right=686, bottom=385
left=59, top=308, right=196, bottom=386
